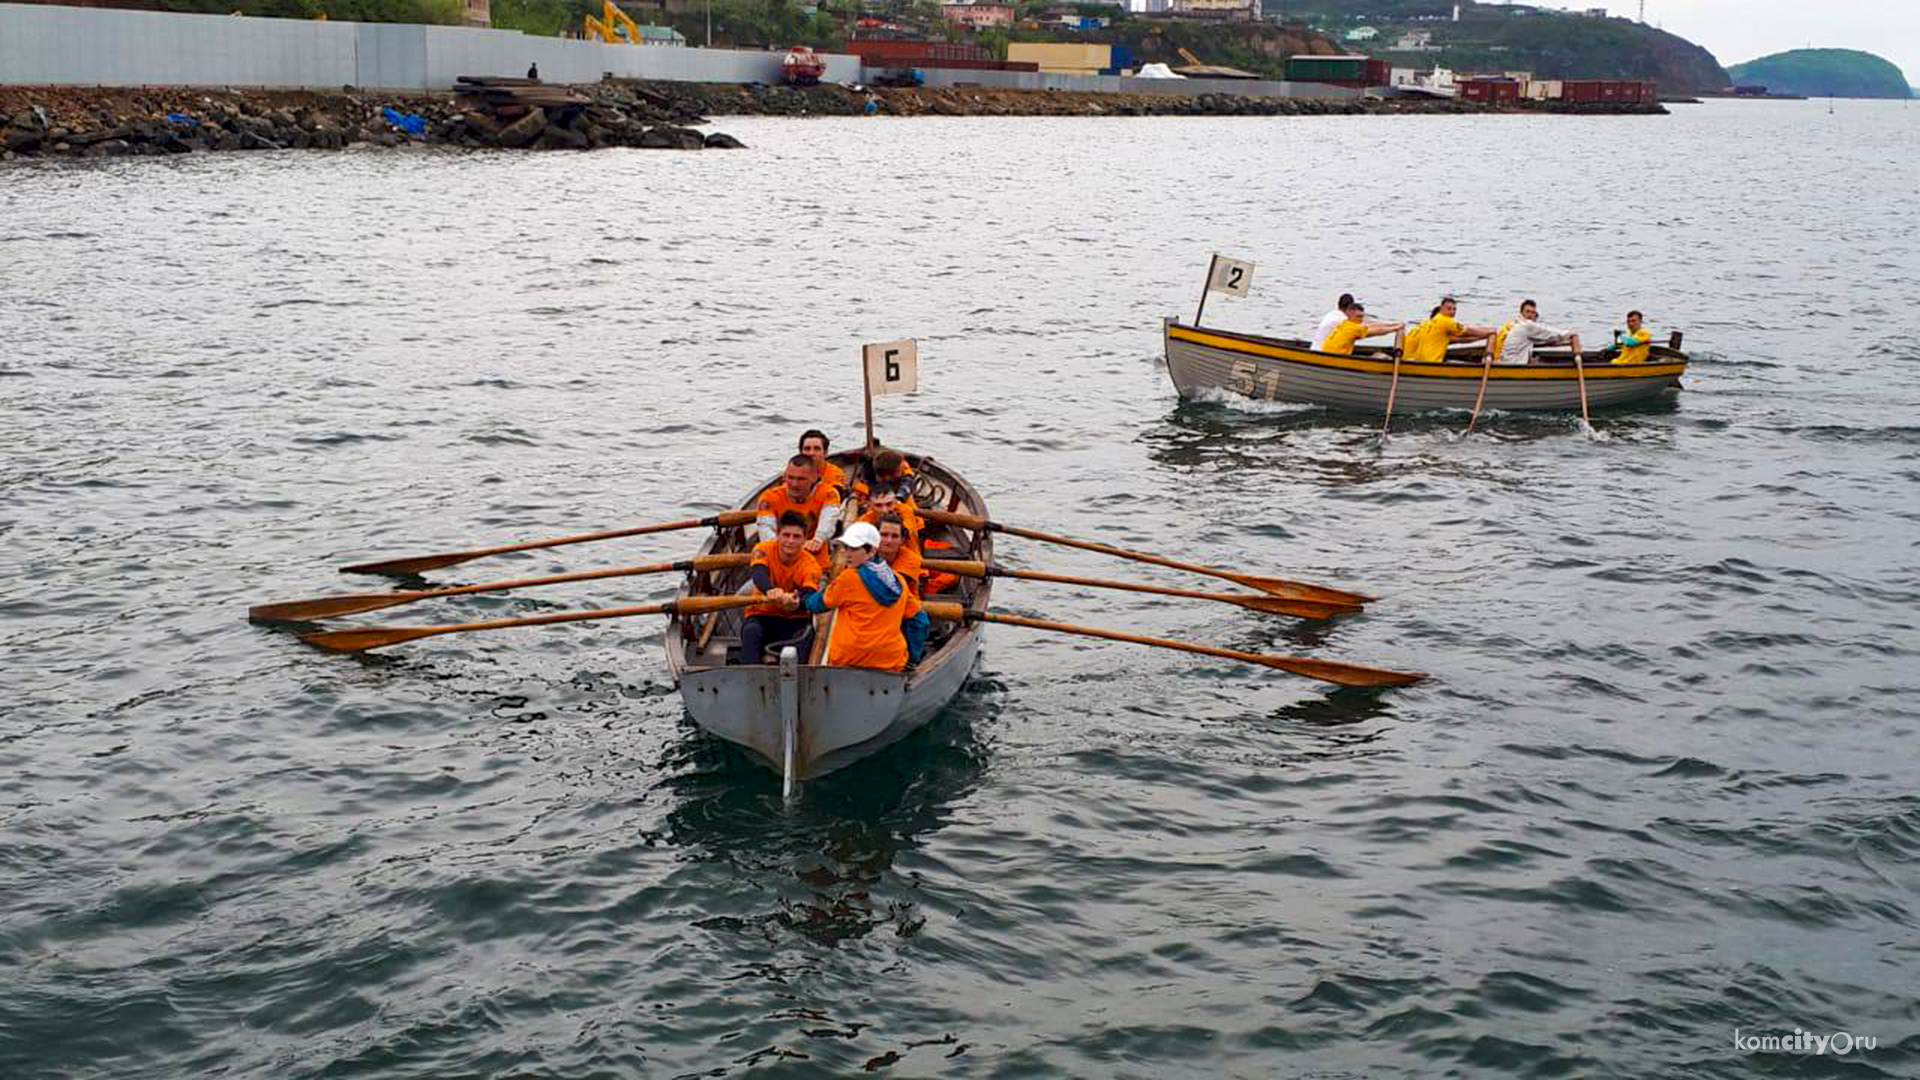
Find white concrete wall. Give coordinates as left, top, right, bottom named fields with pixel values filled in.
left=0, top=3, right=860, bottom=90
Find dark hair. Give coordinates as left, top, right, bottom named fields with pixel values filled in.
left=1441, top=296, right=1457, bottom=306
left=798, top=429, right=829, bottom=451
left=1520, top=299, right=1537, bottom=311
left=1430, top=305, right=1442, bottom=318
left=1350, top=303, right=1365, bottom=314
left=787, top=454, right=817, bottom=471
left=873, top=449, right=904, bottom=475
left=876, top=512, right=905, bottom=534
left=1626, top=310, right=1643, bottom=320
left=776, top=510, right=808, bottom=532
left=1338, top=292, right=1354, bottom=309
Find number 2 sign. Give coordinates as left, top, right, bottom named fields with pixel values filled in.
left=1207, top=255, right=1254, bottom=298
left=863, top=340, right=918, bottom=397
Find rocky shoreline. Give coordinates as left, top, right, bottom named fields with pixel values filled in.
left=1, top=80, right=1664, bottom=161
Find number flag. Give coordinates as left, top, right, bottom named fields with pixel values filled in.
left=1206, top=255, right=1254, bottom=299
left=863, top=340, right=919, bottom=396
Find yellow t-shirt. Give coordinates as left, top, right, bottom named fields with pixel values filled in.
left=1320, top=319, right=1372, bottom=356
left=1489, top=321, right=1514, bottom=363
left=1407, top=314, right=1462, bottom=363
left=1614, top=327, right=1652, bottom=364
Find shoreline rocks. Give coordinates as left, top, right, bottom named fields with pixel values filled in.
left=0, top=79, right=1665, bottom=163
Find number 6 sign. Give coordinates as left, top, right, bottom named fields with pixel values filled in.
left=863, top=340, right=918, bottom=396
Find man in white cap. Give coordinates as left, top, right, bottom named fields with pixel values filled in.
left=779, top=522, right=928, bottom=671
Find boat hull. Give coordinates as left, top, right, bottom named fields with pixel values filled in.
left=1163, top=320, right=1686, bottom=413
left=679, top=627, right=980, bottom=780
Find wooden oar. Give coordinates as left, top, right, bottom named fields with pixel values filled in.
left=251, top=553, right=751, bottom=622
left=922, top=559, right=1359, bottom=621
left=923, top=602, right=1424, bottom=688
left=299, top=595, right=760, bottom=653
left=1379, top=339, right=1407, bottom=440
left=1572, top=351, right=1594, bottom=434
left=1463, top=354, right=1495, bottom=435
left=917, top=507, right=1374, bottom=606
left=338, top=510, right=757, bottom=577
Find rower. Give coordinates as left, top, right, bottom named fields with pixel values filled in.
left=798, top=428, right=848, bottom=496
left=1311, top=292, right=1356, bottom=351
left=1611, top=310, right=1653, bottom=364
left=874, top=513, right=923, bottom=598
left=1319, top=302, right=1405, bottom=356
left=756, top=454, right=838, bottom=554
left=743, top=511, right=822, bottom=664
left=794, top=522, right=928, bottom=672
left=853, top=447, right=915, bottom=508
left=1497, top=299, right=1584, bottom=365
left=858, top=485, right=923, bottom=549
left=1403, top=297, right=1496, bottom=363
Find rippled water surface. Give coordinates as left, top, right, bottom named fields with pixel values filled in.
left=5, top=100, right=1919, bottom=1078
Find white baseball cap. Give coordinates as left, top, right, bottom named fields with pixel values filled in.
left=840, top=522, right=881, bottom=550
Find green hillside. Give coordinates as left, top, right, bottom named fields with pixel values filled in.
left=1727, top=49, right=1913, bottom=99
left=1269, top=0, right=1730, bottom=93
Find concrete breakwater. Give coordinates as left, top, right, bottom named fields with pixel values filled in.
left=0, top=80, right=1665, bottom=162
left=0, top=81, right=745, bottom=160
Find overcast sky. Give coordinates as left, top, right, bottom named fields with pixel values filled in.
left=1533, top=1, right=1920, bottom=85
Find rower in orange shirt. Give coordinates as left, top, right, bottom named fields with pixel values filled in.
left=852, top=446, right=915, bottom=507
left=742, top=511, right=822, bottom=664
left=796, top=522, right=928, bottom=671
left=874, top=513, right=923, bottom=598
left=857, top=485, right=923, bottom=549
left=755, top=455, right=838, bottom=555
left=797, top=428, right=848, bottom=497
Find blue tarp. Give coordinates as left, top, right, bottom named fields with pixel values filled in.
left=382, top=107, right=426, bottom=136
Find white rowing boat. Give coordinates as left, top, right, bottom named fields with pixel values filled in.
left=664, top=452, right=991, bottom=786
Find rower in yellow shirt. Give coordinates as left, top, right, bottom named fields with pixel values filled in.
left=1319, top=302, right=1405, bottom=356
left=1612, top=310, right=1653, bottom=364
left=1405, top=297, right=1497, bottom=363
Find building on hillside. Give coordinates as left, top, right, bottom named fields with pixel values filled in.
left=1583, top=6, right=1608, bottom=16
left=463, top=0, right=489, bottom=27
left=1131, top=0, right=1173, bottom=11
left=1344, top=26, right=1378, bottom=42
left=1006, top=42, right=1112, bottom=74
left=1393, top=30, right=1437, bottom=51
left=1171, top=0, right=1256, bottom=22
left=941, top=1, right=1015, bottom=30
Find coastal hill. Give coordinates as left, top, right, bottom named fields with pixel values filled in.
left=1274, top=0, right=1731, bottom=94
left=1727, top=49, right=1914, bottom=100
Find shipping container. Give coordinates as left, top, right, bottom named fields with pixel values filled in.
left=1284, top=54, right=1391, bottom=87
left=1102, top=44, right=1133, bottom=76
left=1007, top=42, right=1112, bottom=74
left=1459, top=78, right=1521, bottom=104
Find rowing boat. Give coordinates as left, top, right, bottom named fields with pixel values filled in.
left=664, top=452, right=991, bottom=785
left=1162, top=318, right=1688, bottom=413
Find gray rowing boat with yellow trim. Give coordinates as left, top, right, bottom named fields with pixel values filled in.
left=1162, top=318, right=1688, bottom=413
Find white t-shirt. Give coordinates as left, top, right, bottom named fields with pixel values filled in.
left=1311, top=309, right=1346, bottom=351
left=1499, top=319, right=1570, bottom=365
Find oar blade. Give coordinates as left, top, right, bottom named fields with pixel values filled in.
left=1253, top=654, right=1427, bottom=688
left=299, top=625, right=444, bottom=653
left=250, top=591, right=422, bottom=622
left=1233, top=574, right=1377, bottom=606
left=339, top=552, right=477, bottom=577
left=1235, top=594, right=1362, bottom=620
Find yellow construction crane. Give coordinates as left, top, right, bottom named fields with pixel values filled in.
left=585, top=0, right=642, bottom=44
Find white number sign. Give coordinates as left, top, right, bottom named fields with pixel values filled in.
left=863, top=339, right=918, bottom=396
left=1207, top=255, right=1255, bottom=298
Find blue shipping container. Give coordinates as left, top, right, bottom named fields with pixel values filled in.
left=1103, top=44, right=1133, bottom=76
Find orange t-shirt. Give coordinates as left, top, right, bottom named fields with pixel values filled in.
left=820, top=565, right=921, bottom=671
left=883, top=543, right=924, bottom=597
left=747, top=541, right=822, bottom=619
left=851, top=459, right=916, bottom=502
left=858, top=503, right=924, bottom=547
left=756, top=481, right=835, bottom=536
left=815, top=458, right=848, bottom=497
